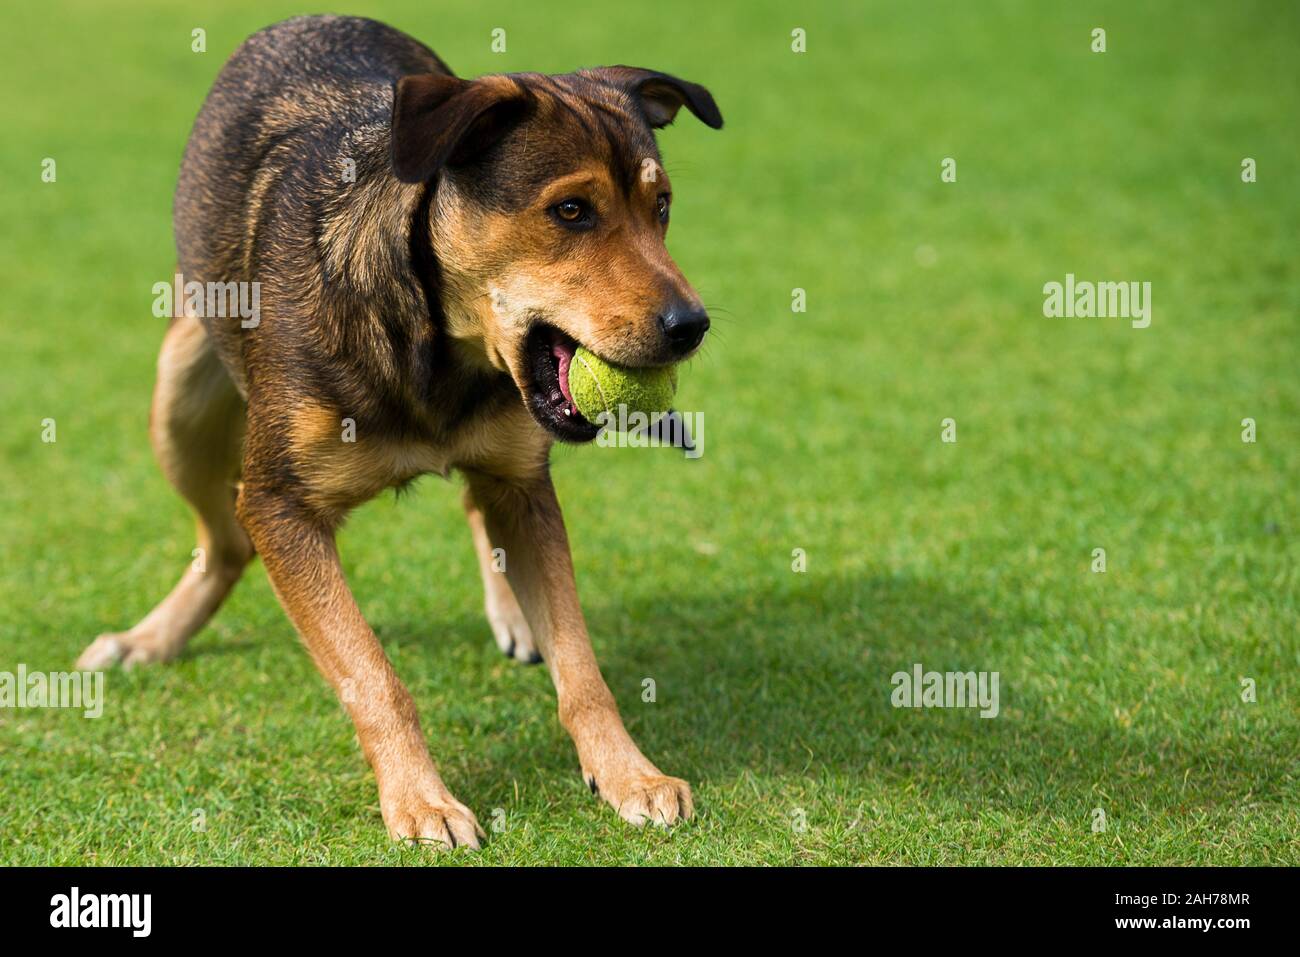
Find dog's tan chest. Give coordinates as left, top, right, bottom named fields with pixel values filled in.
left=287, top=399, right=549, bottom=520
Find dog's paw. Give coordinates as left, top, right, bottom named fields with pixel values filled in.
left=382, top=787, right=485, bottom=850
left=486, top=595, right=541, bottom=664
left=75, top=632, right=178, bottom=671
left=587, top=769, right=694, bottom=827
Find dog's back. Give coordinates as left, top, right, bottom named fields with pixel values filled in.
left=173, top=15, right=450, bottom=392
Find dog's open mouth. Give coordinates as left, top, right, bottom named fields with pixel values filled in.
left=523, top=324, right=601, bottom=442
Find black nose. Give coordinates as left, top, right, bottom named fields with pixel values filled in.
left=658, top=303, right=710, bottom=355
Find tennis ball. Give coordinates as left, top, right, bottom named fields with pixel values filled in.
left=568, top=347, right=677, bottom=427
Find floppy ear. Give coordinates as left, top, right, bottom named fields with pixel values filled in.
left=600, top=66, right=723, bottom=130
left=390, top=74, right=534, bottom=184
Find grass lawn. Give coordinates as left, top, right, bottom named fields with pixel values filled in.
left=0, top=0, right=1295, bottom=865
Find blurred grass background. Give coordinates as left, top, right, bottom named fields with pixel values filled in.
left=0, top=0, right=1295, bottom=864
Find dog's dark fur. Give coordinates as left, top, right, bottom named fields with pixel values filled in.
left=78, top=15, right=722, bottom=846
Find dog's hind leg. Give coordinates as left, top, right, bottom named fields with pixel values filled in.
left=76, top=314, right=252, bottom=669
left=463, top=489, right=541, bottom=664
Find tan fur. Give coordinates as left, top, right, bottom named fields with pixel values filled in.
left=433, top=160, right=700, bottom=391
left=464, top=491, right=538, bottom=662
left=287, top=400, right=447, bottom=521
left=287, top=397, right=551, bottom=522
left=318, top=176, right=423, bottom=297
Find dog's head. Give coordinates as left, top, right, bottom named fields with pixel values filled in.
left=391, top=67, right=722, bottom=441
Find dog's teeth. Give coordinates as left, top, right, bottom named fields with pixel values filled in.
left=564, top=407, right=572, bottom=416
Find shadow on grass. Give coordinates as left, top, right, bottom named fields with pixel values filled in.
left=379, top=571, right=1289, bottom=815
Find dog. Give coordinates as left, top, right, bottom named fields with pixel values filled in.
left=76, top=14, right=722, bottom=848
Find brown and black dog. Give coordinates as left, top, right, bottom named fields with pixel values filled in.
left=76, top=15, right=722, bottom=848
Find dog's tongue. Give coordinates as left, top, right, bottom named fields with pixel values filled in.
left=553, top=340, right=576, bottom=408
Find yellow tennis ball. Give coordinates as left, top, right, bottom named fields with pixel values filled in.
left=568, top=347, right=677, bottom=427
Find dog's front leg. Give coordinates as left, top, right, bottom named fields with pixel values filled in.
left=236, top=484, right=484, bottom=849
left=465, top=471, right=693, bottom=826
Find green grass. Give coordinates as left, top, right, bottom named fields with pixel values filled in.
left=1, top=0, right=1296, bottom=865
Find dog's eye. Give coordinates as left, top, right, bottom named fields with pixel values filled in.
left=551, top=198, right=594, bottom=229
left=656, top=193, right=671, bottom=224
